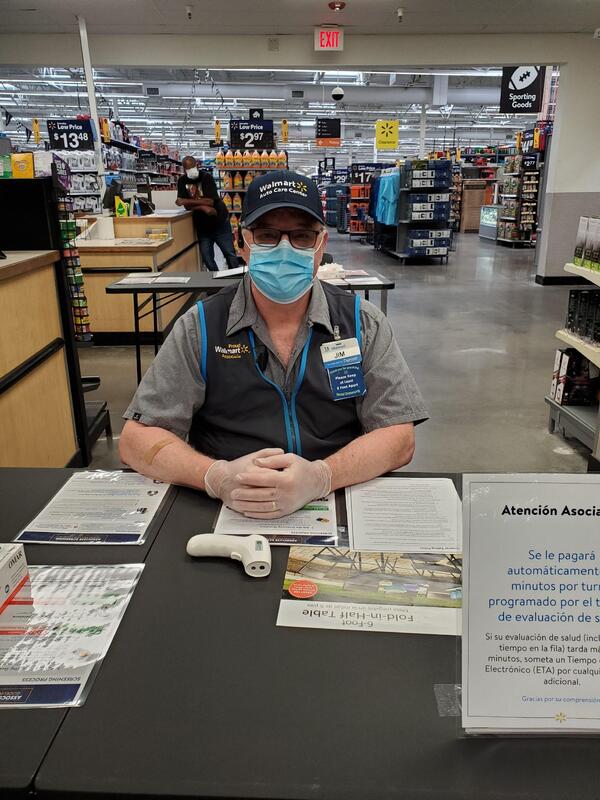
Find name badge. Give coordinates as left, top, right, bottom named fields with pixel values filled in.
left=320, top=337, right=367, bottom=401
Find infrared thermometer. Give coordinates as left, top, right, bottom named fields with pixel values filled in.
left=186, top=534, right=271, bottom=578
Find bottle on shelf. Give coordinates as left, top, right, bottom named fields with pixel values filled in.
left=243, top=171, right=254, bottom=189
left=260, top=151, right=270, bottom=168
left=234, top=150, right=243, bottom=167
left=223, top=172, right=233, bottom=190
left=232, top=193, right=243, bottom=213
left=277, top=150, right=287, bottom=167
left=251, top=150, right=261, bottom=167
left=224, top=150, right=234, bottom=169
left=242, top=150, right=252, bottom=167
left=216, top=150, right=225, bottom=168
left=222, top=193, right=233, bottom=212
left=233, top=171, right=243, bottom=190
left=269, top=150, right=278, bottom=168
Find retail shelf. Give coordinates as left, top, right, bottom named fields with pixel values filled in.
left=503, top=172, right=521, bottom=176
left=555, top=329, right=600, bottom=369
left=496, top=237, right=533, bottom=246
left=105, top=138, right=139, bottom=152
left=500, top=193, right=517, bottom=198
left=564, top=262, right=600, bottom=287
left=545, top=395, right=598, bottom=451
left=69, top=169, right=98, bottom=174
left=221, top=188, right=247, bottom=193
left=217, top=167, right=280, bottom=172
left=68, top=191, right=101, bottom=196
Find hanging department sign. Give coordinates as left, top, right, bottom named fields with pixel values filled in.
left=375, top=120, right=399, bottom=150
left=230, top=119, right=274, bottom=150
left=316, top=118, right=341, bottom=147
left=500, top=66, right=546, bottom=114
left=47, top=119, right=94, bottom=151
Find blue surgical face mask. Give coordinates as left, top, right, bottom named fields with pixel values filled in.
left=249, top=239, right=315, bottom=304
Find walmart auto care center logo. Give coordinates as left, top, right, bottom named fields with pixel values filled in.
left=259, top=179, right=308, bottom=199
left=215, top=343, right=250, bottom=360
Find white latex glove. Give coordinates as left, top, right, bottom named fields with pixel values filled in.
left=204, top=448, right=284, bottom=506
left=229, top=453, right=332, bottom=519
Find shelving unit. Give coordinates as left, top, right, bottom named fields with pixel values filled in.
left=381, top=160, right=452, bottom=264
left=496, top=153, right=539, bottom=247
left=546, top=262, right=600, bottom=464
left=347, top=183, right=371, bottom=238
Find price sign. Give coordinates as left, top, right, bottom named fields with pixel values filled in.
left=350, top=162, right=386, bottom=184
left=47, top=119, right=95, bottom=151
left=230, top=119, right=274, bottom=150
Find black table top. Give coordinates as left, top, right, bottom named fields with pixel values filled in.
left=6, top=469, right=600, bottom=799
left=105, top=271, right=395, bottom=294
left=0, top=468, right=176, bottom=795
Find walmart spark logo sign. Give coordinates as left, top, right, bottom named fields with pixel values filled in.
left=375, top=120, right=399, bottom=150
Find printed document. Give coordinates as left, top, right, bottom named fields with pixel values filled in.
left=15, top=471, right=170, bottom=545
left=277, top=545, right=461, bottom=636
left=346, top=477, right=461, bottom=552
left=0, top=564, right=142, bottom=707
left=214, top=495, right=338, bottom=545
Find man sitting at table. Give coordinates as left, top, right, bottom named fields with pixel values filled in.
left=120, top=171, right=427, bottom=519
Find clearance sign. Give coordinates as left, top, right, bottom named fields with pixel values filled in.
left=375, top=120, right=399, bottom=150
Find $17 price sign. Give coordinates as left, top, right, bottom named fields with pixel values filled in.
left=47, top=119, right=95, bottom=151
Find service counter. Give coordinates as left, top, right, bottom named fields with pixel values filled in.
left=77, top=210, right=200, bottom=341
left=0, top=251, right=78, bottom=467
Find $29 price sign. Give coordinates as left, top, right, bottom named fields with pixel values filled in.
left=47, top=119, right=95, bottom=151
left=230, top=119, right=274, bottom=150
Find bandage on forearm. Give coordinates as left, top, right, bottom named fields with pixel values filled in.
left=144, top=438, right=176, bottom=465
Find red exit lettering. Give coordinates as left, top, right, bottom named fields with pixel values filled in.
left=319, top=30, right=339, bottom=48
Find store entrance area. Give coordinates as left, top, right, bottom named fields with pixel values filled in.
left=84, top=229, right=587, bottom=474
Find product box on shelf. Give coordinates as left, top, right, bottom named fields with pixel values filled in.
left=555, top=349, right=598, bottom=406
left=583, top=217, right=600, bottom=271
left=549, top=348, right=565, bottom=400
left=10, top=152, right=34, bottom=179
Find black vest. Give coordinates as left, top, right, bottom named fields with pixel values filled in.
left=190, top=282, right=364, bottom=460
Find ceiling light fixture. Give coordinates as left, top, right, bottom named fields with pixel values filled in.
left=328, top=1, right=346, bottom=10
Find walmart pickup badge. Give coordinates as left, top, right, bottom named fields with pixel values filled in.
left=376, top=119, right=399, bottom=150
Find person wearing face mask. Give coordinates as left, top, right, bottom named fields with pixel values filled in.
left=120, top=171, right=427, bottom=518
left=176, top=155, right=238, bottom=271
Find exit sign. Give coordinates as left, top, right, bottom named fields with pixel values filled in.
left=314, top=27, right=344, bottom=51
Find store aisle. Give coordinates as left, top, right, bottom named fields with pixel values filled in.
left=84, top=232, right=587, bottom=473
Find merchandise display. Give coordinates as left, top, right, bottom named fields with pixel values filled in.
left=497, top=153, right=540, bottom=247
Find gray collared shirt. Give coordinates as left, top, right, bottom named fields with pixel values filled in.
left=124, top=277, right=428, bottom=441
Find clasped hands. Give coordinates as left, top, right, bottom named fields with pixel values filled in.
left=204, top=448, right=332, bottom=519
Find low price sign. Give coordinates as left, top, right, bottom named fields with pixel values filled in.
left=230, top=119, right=274, bottom=150
left=47, top=119, right=94, bottom=151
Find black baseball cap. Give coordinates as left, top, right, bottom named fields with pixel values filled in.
left=241, top=170, right=324, bottom=226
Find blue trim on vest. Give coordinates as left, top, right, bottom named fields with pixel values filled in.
left=290, top=328, right=313, bottom=458
left=196, top=300, right=208, bottom=384
left=354, top=294, right=362, bottom=351
left=247, top=329, right=294, bottom=454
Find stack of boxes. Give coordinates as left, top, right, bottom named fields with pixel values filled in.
left=396, top=159, right=452, bottom=259
left=573, top=216, right=600, bottom=271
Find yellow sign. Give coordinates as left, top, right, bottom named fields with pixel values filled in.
left=533, top=126, right=541, bottom=150
left=281, top=118, right=288, bottom=144
left=456, top=146, right=461, bottom=161
left=516, top=131, right=522, bottom=152
left=375, top=119, right=399, bottom=150
left=100, top=117, right=111, bottom=142
left=214, top=119, right=221, bottom=141
left=32, top=118, right=40, bottom=144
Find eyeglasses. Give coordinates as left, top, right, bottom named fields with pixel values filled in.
left=246, top=227, right=322, bottom=250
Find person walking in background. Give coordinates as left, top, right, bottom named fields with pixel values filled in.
left=176, top=155, right=238, bottom=271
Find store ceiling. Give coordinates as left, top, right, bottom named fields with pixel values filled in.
left=0, top=0, right=597, bottom=35
left=0, top=64, right=550, bottom=171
